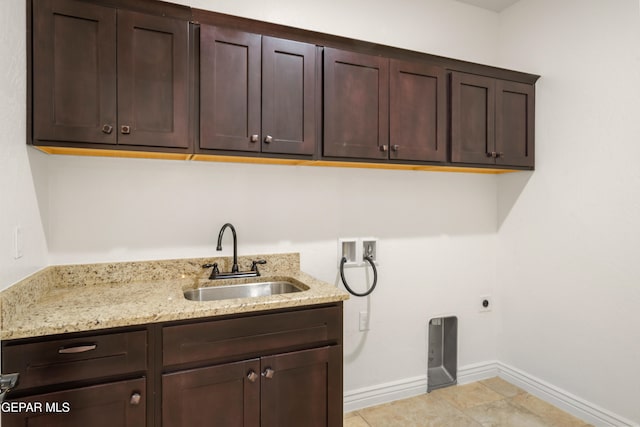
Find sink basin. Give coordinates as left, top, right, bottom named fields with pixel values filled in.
left=184, top=281, right=303, bottom=302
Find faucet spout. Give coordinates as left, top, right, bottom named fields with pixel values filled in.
left=217, top=223, right=239, bottom=273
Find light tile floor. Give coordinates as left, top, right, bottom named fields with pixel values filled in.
left=344, top=377, right=592, bottom=427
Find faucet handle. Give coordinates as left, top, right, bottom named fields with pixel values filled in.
left=203, top=263, right=219, bottom=273
left=251, top=260, right=267, bottom=272
left=203, top=263, right=220, bottom=280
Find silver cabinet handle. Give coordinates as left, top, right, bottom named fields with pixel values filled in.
left=0, top=373, right=19, bottom=402
left=392, top=144, right=399, bottom=152
left=121, top=125, right=131, bottom=134
left=250, top=134, right=259, bottom=143
left=379, top=145, right=388, bottom=152
left=102, top=124, right=113, bottom=134
left=130, top=392, right=141, bottom=405
left=247, top=370, right=258, bottom=383
left=264, top=135, right=273, bottom=144
left=58, top=344, right=97, bottom=354
left=261, top=368, right=274, bottom=379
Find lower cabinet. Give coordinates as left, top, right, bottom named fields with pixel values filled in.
left=163, top=346, right=341, bottom=427
left=1, top=303, right=343, bottom=427
left=161, top=304, right=343, bottom=426
left=2, top=378, right=146, bottom=427
left=260, top=346, right=342, bottom=427
left=163, top=359, right=260, bottom=427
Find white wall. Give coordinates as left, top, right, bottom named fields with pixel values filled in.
left=185, top=0, right=500, bottom=65
left=0, top=0, right=49, bottom=289
left=496, top=0, right=640, bottom=423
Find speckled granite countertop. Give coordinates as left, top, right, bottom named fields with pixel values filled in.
left=0, top=253, right=349, bottom=340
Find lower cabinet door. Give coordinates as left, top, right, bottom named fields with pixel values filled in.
left=260, top=346, right=341, bottom=427
left=162, top=359, right=260, bottom=427
left=1, top=378, right=146, bottom=427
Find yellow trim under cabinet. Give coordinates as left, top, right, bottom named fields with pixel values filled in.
left=193, top=155, right=519, bottom=174
left=191, top=154, right=308, bottom=166
left=34, top=146, right=521, bottom=174
left=34, top=146, right=191, bottom=161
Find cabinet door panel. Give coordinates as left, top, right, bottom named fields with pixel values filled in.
left=33, top=0, right=116, bottom=145
left=1, top=378, right=145, bottom=427
left=323, top=48, right=389, bottom=159
left=261, top=346, right=341, bottom=427
left=390, top=59, right=446, bottom=162
left=163, top=359, right=260, bottom=427
left=451, top=72, right=495, bottom=165
left=496, top=80, right=534, bottom=168
left=117, top=10, right=189, bottom=148
left=200, top=26, right=261, bottom=152
left=262, top=37, right=316, bottom=156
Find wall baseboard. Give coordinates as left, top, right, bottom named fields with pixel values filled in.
left=496, top=362, right=637, bottom=427
left=344, top=361, right=637, bottom=426
left=343, top=361, right=497, bottom=413
left=343, top=375, right=427, bottom=413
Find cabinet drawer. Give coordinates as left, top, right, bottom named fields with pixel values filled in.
left=163, top=305, right=342, bottom=367
left=2, top=330, right=147, bottom=391
left=2, top=377, right=146, bottom=427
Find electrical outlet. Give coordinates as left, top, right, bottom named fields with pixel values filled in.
left=359, top=311, right=370, bottom=331
left=479, top=295, right=492, bottom=312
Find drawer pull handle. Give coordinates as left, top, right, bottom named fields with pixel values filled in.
left=58, top=344, right=97, bottom=354
left=261, top=368, right=274, bottom=379
left=130, top=392, right=142, bottom=405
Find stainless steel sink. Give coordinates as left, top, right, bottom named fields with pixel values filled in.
left=184, top=281, right=303, bottom=302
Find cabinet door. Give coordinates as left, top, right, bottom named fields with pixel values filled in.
left=117, top=10, right=189, bottom=148
left=262, top=37, right=317, bottom=156
left=261, top=346, right=342, bottom=427
left=163, top=359, right=260, bottom=427
left=32, top=0, right=117, bottom=145
left=323, top=48, right=389, bottom=160
left=1, top=378, right=145, bottom=427
left=200, top=26, right=261, bottom=152
left=451, top=71, right=496, bottom=165
left=496, top=80, right=535, bottom=168
left=390, top=59, right=446, bottom=162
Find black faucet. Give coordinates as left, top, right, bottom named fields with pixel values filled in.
left=217, top=223, right=239, bottom=273
left=203, top=223, right=267, bottom=280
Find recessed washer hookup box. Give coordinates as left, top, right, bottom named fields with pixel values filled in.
left=428, top=316, right=458, bottom=392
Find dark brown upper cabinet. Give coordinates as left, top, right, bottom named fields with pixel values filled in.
left=32, top=0, right=190, bottom=151
left=323, top=50, right=447, bottom=164
left=389, top=59, right=447, bottom=162
left=199, top=27, right=316, bottom=156
left=323, top=48, right=389, bottom=160
left=117, top=11, right=189, bottom=149
left=451, top=71, right=534, bottom=168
